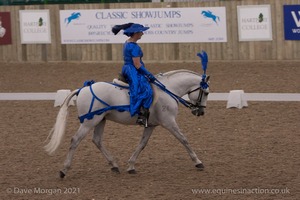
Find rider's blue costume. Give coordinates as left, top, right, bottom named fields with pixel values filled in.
left=122, top=41, right=153, bottom=117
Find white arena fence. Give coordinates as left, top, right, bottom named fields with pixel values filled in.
left=0, top=93, right=299, bottom=101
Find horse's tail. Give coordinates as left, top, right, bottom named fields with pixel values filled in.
left=44, top=89, right=79, bottom=155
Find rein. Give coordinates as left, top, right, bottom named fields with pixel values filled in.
left=152, top=80, right=194, bottom=109
left=152, top=75, right=208, bottom=109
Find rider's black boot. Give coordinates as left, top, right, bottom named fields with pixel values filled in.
left=136, top=107, right=150, bottom=128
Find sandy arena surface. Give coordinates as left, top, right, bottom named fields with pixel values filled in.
left=0, top=61, right=299, bottom=200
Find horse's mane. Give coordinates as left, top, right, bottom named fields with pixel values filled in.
left=161, top=69, right=200, bottom=77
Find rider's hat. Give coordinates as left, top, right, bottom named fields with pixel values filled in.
left=123, top=23, right=149, bottom=36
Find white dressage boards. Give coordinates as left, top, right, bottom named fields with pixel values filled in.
left=0, top=92, right=299, bottom=101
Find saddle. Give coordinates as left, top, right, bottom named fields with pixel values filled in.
left=113, top=73, right=129, bottom=87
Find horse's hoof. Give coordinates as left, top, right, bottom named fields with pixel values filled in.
left=195, top=163, right=204, bottom=171
left=111, top=167, right=120, bottom=174
left=128, top=169, right=137, bottom=174
left=59, top=171, right=66, bottom=179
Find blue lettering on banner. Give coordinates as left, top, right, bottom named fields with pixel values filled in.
left=284, top=5, right=300, bottom=40
left=95, top=12, right=128, bottom=19
left=131, top=10, right=181, bottom=19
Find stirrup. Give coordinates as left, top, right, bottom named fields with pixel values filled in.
left=136, top=108, right=150, bottom=128
left=136, top=117, right=148, bottom=128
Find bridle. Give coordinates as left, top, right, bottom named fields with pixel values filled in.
left=187, top=75, right=209, bottom=115
left=187, top=86, right=208, bottom=108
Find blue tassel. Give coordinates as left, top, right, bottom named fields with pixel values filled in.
left=197, top=51, right=208, bottom=74
left=83, top=80, right=95, bottom=87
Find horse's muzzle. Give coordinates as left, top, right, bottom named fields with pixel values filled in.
left=191, top=107, right=205, bottom=116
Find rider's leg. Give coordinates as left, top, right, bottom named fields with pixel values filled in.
left=136, top=80, right=153, bottom=128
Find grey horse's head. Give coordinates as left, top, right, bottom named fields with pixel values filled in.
left=188, top=75, right=210, bottom=116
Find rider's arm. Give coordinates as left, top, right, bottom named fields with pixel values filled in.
left=134, top=58, right=156, bottom=82
left=132, top=57, right=142, bottom=69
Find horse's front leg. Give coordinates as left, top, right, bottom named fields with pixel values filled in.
left=162, top=121, right=204, bottom=170
left=127, top=126, right=155, bottom=174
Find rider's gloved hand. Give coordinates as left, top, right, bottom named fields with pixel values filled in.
left=138, top=66, right=156, bottom=82
left=146, top=73, right=156, bottom=82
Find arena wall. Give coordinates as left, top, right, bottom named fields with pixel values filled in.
left=0, top=0, right=299, bottom=62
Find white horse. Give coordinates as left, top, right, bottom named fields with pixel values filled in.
left=45, top=69, right=210, bottom=178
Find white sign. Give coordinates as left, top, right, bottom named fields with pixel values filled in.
left=60, top=7, right=227, bottom=44
left=19, top=10, right=51, bottom=44
left=237, top=5, right=272, bottom=41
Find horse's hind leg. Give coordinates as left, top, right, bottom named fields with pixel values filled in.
left=127, top=126, right=155, bottom=174
left=92, top=119, right=120, bottom=173
left=163, top=121, right=204, bottom=170
left=60, top=124, right=91, bottom=178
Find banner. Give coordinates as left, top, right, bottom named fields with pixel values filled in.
left=0, top=12, right=12, bottom=45
left=284, top=5, right=300, bottom=40
left=19, top=10, right=51, bottom=44
left=60, top=7, right=227, bottom=44
left=237, top=5, right=272, bottom=41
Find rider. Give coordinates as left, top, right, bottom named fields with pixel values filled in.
left=112, top=23, right=156, bottom=128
